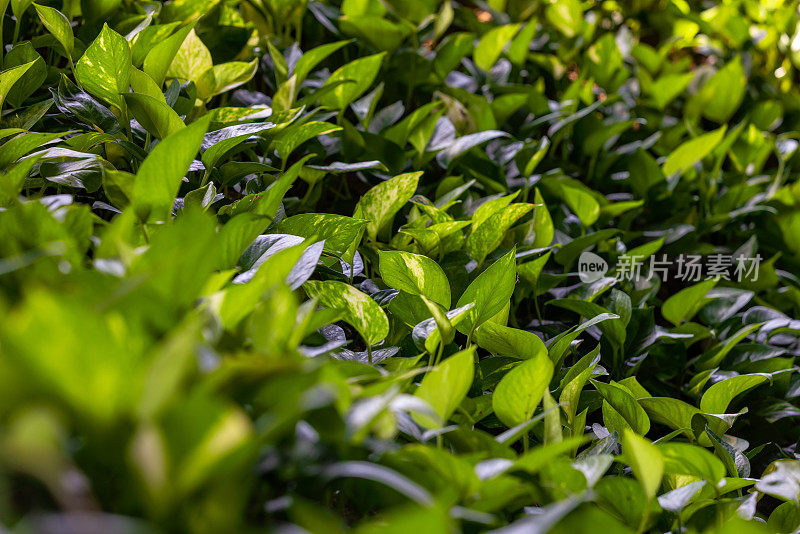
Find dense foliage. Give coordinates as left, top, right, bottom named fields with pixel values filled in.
left=2, top=0, right=800, bottom=531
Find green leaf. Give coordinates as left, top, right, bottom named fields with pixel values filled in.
left=662, top=278, right=718, bottom=326
left=657, top=480, right=706, bottom=513
left=275, top=213, right=366, bottom=265
left=3, top=43, right=46, bottom=108
left=129, top=68, right=166, bottom=102
left=455, top=248, right=516, bottom=334
left=699, top=374, right=769, bottom=414
left=518, top=252, right=550, bottom=296
left=165, top=28, right=212, bottom=84
left=133, top=115, right=211, bottom=221
left=339, top=15, right=410, bottom=52
left=102, top=169, right=134, bottom=208
left=658, top=442, right=726, bottom=484
left=585, top=33, right=623, bottom=89
left=433, top=32, right=475, bottom=80
left=0, top=60, right=36, bottom=113
left=507, top=21, right=537, bottom=65
left=628, top=148, right=665, bottom=197
left=293, top=40, right=352, bottom=86
left=131, top=23, right=179, bottom=66
left=52, top=75, right=118, bottom=132
left=532, top=188, right=554, bottom=248
left=418, top=295, right=455, bottom=349
left=548, top=299, right=626, bottom=349
left=11, top=0, right=33, bottom=19
left=553, top=229, right=618, bottom=268
left=123, top=92, right=185, bottom=139
left=319, top=52, right=385, bottom=110
left=3, top=291, right=140, bottom=423
left=195, top=60, right=257, bottom=100
left=696, top=322, right=762, bottom=370
left=593, top=380, right=650, bottom=435
left=304, top=280, right=389, bottom=347
left=688, top=57, right=746, bottom=123
left=354, top=171, right=421, bottom=242
left=341, top=0, right=385, bottom=17
left=142, top=24, right=194, bottom=86
left=622, top=429, right=663, bottom=499
left=379, top=250, right=450, bottom=308
left=625, top=237, right=664, bottom=261
left=662, top=126, right=726, bottom=178
left=547, top=313, right=619, bottom=368
left=584, top=120, right=637, bottom=156
left=436, top=131, right=508, bottom=167
left=706, top=426, right=749, bottom=478
left=267, top=42, right=288, bottom=85
left=384, top=102, right=441, bottom=146
left=559, top=345, right=600, bottom=423
left=466, top=203, right=533, bottom=264
left=768, top=501, right=800, bottom=532
left=638, top=397, right=700, bottom=439
left=514, top=436, right=589, bottom=473
left=216, top=156, right=313, bottom=267
left=40, top=158, right=103, bottom=192
left=0, top=155, right=39, bottom=207
left=217, top=244, right=307, bottom=329
left=473, top=24, right=521, bottom=72
left=545, top=0, right=583, bottom=38
left=560, top=183, right=599, bottom=227
left=413, top=302, right=473, bottom=354
left=542, top=391, right=562, bottom=444
left=414, top=347, right=475, bottom=428
left=756, top=460, right=800, bottom=503
left=474, top=322, right=547, bottom=360
left=649, top=72, right=693, bottom=110
left=33, top=3, right=74, bottom=59
left=273, top=121, right=342, bottom=162
left=0, top=131, right=66, bottom=170
left=493, top=349, right=554, bottom=428
left=80, top=0, right=122, bottom=22
left=75, top=23, right=131, bottom=109
left=472, top=192, right=518, bottom=227
left=201, top=123, right=275, bottom=171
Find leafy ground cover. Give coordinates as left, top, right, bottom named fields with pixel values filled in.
left=2, top=0, right=800, bottom=532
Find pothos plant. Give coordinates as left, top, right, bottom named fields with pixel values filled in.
left=1, top=0, right=800, bottom=532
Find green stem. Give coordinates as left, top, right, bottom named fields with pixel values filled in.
left=200, top=168, right=212, bottom=187
left=636, top=498, right=651, bottom=534
left=300, top=181, right=316, bottom=206
left=433, top=340, right=444, bottom=368
left=141, top=221, right=150, bottom=244
left=120, top=104, right=133, bottom=144
left=522, top=178, right=531, bottom=203
left=405, top=33, right=419, bottom=107
left=12, top=19, right=20, bottom=46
